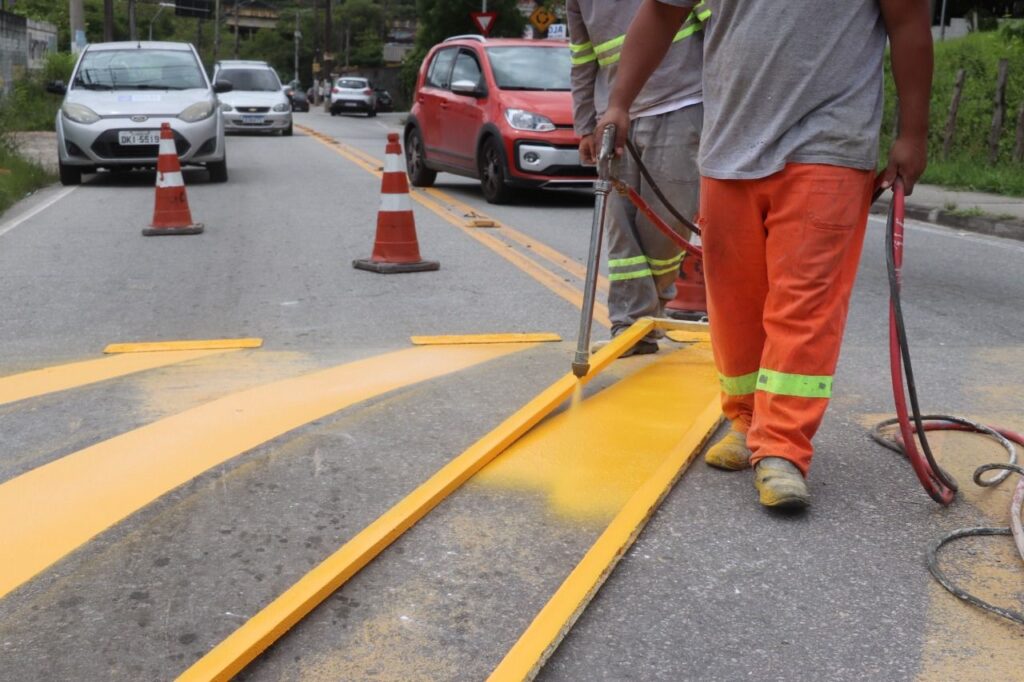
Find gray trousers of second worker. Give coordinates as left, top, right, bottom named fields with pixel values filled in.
left=606, top=103, right=703, bottom=338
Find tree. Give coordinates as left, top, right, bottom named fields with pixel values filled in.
left=349, top=27, right=383, bottom=67
left=413, top=0, right=526, bottom=53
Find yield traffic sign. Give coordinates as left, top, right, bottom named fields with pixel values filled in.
left=471, top=11, right=498, bottom=36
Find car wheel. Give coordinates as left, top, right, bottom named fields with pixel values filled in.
left=207, top=158, right=228, bottom=183
left=479, top=137, right=514, bottom=204
left=58, top=159, right=81, bottom=186
left=284, top=123, right=293, bottom=136
left=405, top=128, right=436, bottom=188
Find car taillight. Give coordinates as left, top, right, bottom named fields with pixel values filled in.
left=363, top=88, right=373, bottom=95
left=332, top=87, right=340, bottom=94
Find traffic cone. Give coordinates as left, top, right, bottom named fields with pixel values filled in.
left=665, top=254, right=708, bottom=320
left=353, top=133, right=439, bottom=274
left=142, top=122, right=203, bottom=236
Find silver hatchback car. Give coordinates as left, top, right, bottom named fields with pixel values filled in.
left=329, top=77, right=377, bottom=117
left=48, top=41, right=230, bottom=185
left=213, top=60, right=293, bottom=135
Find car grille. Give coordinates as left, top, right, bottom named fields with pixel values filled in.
left=235, top=106, right=270, bottom=113
left=90, top=130, right=190, bottom=160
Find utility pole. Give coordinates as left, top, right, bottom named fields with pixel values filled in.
left=294, top=6, right=301, bottom=84
left=69, top=0, right=86, bottom=53
left=234, top=2, right=240, bottom=59
left=128, top=0, right=138, bottom=40
left=103, top=0, right=115, bottom=41
left=324, top=0, right=333, bottom=71
left=213, top=0, right=221, bottom=63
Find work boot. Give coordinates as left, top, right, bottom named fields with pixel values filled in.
left=591, top=338, right=659, bottom=357
left=754, top=457, right=810, bottom=510
left=704, top=428, right=752, bottom=470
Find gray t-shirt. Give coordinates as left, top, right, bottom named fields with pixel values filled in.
left=659, top=0, right=887, bottom=179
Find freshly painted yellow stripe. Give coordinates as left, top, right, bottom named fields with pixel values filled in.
left=104, top=338, right=263, bottom=353
left=0, top=350, right=231, bottom=407
left=297, top=126, right=611, bottom=322
left=177, top=319, right=657, bottom=682
left=411, top=333, right=561, bottom=346
left=489, top=400, right=722, bottom=681
left=0, top=344, right=530, bottom=600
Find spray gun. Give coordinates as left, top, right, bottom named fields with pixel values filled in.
left=572, top=125, right=617, bottom=378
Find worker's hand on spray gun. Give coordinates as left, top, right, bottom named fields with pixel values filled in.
left=879, top=135, right=928, bottom=196
left=578, top=133, right=596, bottom=166
left=595, top=105, right=630, bottom=159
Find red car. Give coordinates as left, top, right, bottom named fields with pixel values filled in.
left=404, top=36, right=595, bottom=204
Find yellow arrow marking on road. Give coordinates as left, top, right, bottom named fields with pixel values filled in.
left=0, top=343, right=533, bottom=600
left=0, top=350, right=232, bottom=407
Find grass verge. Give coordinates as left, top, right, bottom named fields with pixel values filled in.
left=0, top=143, right=54, bottom=219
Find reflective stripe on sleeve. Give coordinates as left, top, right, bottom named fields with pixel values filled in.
left=719, top=371, right=759, bottom=396
left=757, top=369, right=833, bottom=399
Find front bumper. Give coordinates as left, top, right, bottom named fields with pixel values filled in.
left=510, top=139, right=596, bottom=188
left=222, top=109, right=292, bottom=132
left=57, top=113, right=224, bottom=167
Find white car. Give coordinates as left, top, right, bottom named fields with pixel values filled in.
left=329, top=76, right=378, bottom=117
left=48, top=41, right=230, bottom=185
left=213, top=60, right=293, bottom=136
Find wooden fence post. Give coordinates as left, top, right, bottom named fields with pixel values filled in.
left=1014, top=101, right=1024, bottom=163
left=942, top=68, right=966, bottom=161
left=988, top=59, right=1009, bottom=165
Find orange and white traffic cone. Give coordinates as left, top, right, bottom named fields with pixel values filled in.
left=353, top=133, right=439, bottom=273
left=665, top=254, right=708, bottom=320
left=143, top=122, right=203, bottom=236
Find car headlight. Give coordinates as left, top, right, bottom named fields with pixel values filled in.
left=61, top=103, right=101, bottom=124
left=178, top=100, right=215, bottom=122
left=272, top=102, right=290, bottom=112
left=220, top=102, right=234, bottom=112
left=505, top=108, right=556, bottom=132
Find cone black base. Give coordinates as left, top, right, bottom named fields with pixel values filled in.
left=143, top=224, right=205, bottom=236
left=352, top=258, right=440, bottom=274
left=665, top=308, right=707, bottom=322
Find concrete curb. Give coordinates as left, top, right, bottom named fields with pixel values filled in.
left=871, top=199, right=1024, bottom=242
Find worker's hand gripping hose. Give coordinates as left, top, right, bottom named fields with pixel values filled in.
left=572, top=125, right=618, bottom=378
left=871, top=180, right=1024, bottom=625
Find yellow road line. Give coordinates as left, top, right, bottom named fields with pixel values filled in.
left=411, top=333, right=561, bottom=345
left=0, top=343, right=531, bottom=600
left=297, top=126, right=611, bottom=328
left=488, top=398, right=722, bottom=681
left=0, top=350, right=231, bottom=407
left=177, top=319, right=656, bottom=682
left=104, top=338, right=263, bottom=353
left=422, top=187, right=611, bottom=296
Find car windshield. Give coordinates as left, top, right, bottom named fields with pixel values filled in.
left=218, top=68, right=281, bottom=92
left=73, top=49, right=205, bottom=91
left=485, top=46, right=571, bottom=91
left=337, top=79, right=367, bottom=89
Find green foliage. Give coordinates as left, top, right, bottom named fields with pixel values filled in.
left=0, top=142, right=53, bottom=218
left=0, top=53, right=74, bottom=133
left=413, top=0, right=527, bottom=53
left=881, top=32, right=1024, bottom=196
left=350, top=28, right=384, bottom=68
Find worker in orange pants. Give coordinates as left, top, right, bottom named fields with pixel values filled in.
left=702, top=164, right=874, bottom=474
left=596, top=0, right=933, bottom=510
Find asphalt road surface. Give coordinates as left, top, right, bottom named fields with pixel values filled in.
left=1, top=109, right=1022, bottom=682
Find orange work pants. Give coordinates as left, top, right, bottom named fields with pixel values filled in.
left=699, top=164, right=874, bottom=475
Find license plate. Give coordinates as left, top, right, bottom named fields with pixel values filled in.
left=242, top=114, right=265, bottom=124
left=118, top=130, right=160, bottom=146
left=344, top=102, right=358, bottom=107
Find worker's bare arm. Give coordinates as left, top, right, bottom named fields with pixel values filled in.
left=879, top=0, right=933, bottom=194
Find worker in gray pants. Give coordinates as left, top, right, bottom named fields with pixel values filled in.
left=569, top=0, right=709, bottom=355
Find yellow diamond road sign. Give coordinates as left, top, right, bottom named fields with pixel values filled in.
left=530, top=7, right=556, bottom=32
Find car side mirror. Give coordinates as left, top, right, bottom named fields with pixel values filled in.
left=213, top=80, right=233, bottom=94
left=46, top=80, right=66, bottom=95
left=451, top=79, right=485, bottom=98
